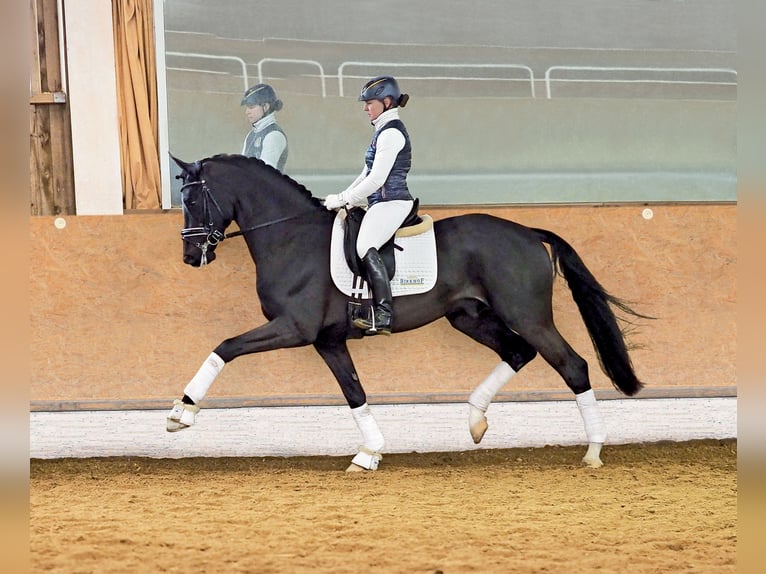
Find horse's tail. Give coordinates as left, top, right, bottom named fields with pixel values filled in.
left=533, top=228, right=650, bottom=396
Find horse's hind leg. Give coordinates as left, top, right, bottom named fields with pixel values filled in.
left=446, top=301, right=538, bottom=443
left=313, top=333, right=384, bottom=472
left=521, top=326, right=607, bottom=468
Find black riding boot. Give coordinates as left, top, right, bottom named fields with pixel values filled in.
left=353, top=248, right=393, bottom=335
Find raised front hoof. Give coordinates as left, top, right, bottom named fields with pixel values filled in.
left=468, top=405, right=488, bottom=444
left=166, top=419, right=191, bottom=432
left=581, top=443, right=604, bottom=468
left=166, top=399, right=199, bottom=433
left=345, top=463, right=367, bottom=472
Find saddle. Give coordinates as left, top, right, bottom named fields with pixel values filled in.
left=343, top=198, right=422, bottom=278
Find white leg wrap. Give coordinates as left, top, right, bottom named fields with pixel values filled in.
left=575, top=389, right=607, bottom=444
left=350, top=403, right=385, bottom=452
left=467, top=362, right=515, bottom=444
left=183, top=352, right=225, bottom=403
left=468, top=361, right=515, bottom=412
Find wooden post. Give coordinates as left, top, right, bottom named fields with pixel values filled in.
left=29, top=0, right=75, bottom=215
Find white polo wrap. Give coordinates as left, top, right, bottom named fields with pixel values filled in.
left=183, top=352, right=225, bottom=403
left=575, top=389, right=607, bottom=444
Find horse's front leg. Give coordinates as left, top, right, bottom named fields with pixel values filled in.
left=313, top=334, right=384, bottom=472
left=166, top=317, right=311, bottom=432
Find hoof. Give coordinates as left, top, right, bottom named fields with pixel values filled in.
left=166, top=399, right=199, bottom=432
left=582, top=456, right=604, bottom=469
left=347, top=448, right=381, bottom=471
left=468, top=405, right=488, bottom=444
left=581, top=443, right=604, bottom=468
left=166, top=419, right=190, bottom=432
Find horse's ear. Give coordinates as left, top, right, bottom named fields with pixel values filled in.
left=169, top=153, right=201, bottom=179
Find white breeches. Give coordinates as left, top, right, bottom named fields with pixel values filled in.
left=356, top=200, right=414, bottom=259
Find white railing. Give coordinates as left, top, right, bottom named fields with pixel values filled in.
left=544, top=66, right=737, bottom=99
left=165, top=52, right=249, bottom=92
left=337, top=61, right=536, bottom=98
left=256, top=58, right=327, bottom=97
left=164, top=53, right=737, bottom=101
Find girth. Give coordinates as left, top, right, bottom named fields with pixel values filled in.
left=343, top=198, right=421, bottom=278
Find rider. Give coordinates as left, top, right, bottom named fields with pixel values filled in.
left=241, top=83, right=288, bottom=171
left=324, top=75, right=414, bottom=335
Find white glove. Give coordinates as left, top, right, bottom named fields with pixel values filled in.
left=324, top=193, right=347, bottom=210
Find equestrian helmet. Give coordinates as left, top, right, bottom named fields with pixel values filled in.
left=241, top=83, right=281, bottom=108
left=358, top=75, right=401, bottom=103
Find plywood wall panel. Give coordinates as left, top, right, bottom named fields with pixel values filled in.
left=30, top=204, right=736, bottom=409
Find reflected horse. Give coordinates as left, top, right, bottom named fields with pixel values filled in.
left=167, top=153, right=647, bottom=470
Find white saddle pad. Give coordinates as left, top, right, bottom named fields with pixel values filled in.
left=330, top=210, right=438, bottom=298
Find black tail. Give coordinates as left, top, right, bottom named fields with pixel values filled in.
left=533, top=228, right=650, bottom=396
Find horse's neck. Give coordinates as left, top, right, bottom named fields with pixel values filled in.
left=230, top=179, right=325, bottom=256
left=229, top=170, right=309, bottom=218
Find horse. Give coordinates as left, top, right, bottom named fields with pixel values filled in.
left=167, top=153, right=648, bottom=471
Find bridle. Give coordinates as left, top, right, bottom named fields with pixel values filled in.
left=179, top=179, right=315, bottom=265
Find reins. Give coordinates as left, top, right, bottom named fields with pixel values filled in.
left=224, top=213, right=307, bottom=239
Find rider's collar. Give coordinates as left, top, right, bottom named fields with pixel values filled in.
left=372, top=108, right=400, bottom=131
left=251, top=112, right=277, bottom=131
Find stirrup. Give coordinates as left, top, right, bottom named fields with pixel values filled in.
left=355, top=308, right=392, bottom=336
left=166, top=399, right=200, bottom=432
left=352, top=316, right=373, bottom=330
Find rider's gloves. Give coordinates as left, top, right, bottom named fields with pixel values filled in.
left=324, top=193, right=347, bottom=210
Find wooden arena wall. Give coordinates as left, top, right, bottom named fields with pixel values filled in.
left=30, top=204, right=736, bottom=411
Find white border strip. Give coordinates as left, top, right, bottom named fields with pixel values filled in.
left=30, top=398, right=736, bottom=459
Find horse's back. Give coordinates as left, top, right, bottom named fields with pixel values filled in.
left=434, top=213, right=548, bottom=261
left=427, top=213, right=553, bottom=294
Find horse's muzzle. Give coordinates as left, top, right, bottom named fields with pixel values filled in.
left=183, top=245, right=217, bottom=267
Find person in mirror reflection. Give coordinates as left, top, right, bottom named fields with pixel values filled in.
left=241, top=83, right=288, bottom=171
left=324, top=75, right=414, bottom=336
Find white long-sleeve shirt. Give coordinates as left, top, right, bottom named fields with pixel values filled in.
left=341, top=108, right=406, bottom=206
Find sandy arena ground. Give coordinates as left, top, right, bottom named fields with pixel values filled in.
left=30, top=439, right=736, bottom=573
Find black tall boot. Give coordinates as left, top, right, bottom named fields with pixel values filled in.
left=353, top=248, right=393, bottom=335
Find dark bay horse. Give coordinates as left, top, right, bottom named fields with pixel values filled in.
left=167, top=153, right=647, bottom=470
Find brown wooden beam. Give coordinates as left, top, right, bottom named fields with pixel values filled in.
left=30, top=91, right=67, bottom=104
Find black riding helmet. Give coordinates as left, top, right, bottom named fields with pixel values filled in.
left=358, top=75, right=409, bottom=108
left=241, top=83, right=283, bottom=112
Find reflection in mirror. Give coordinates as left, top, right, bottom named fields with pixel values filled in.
left=161, top=1, right=736, bottom=207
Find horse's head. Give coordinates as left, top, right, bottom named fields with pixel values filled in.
left=172, top=154, right=234, bottom=267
